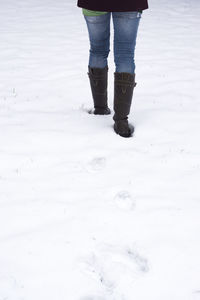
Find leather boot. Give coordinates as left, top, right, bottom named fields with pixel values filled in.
left=113, top=72, right=137, bottom=138
left=87, top=65, right=111, bottom=115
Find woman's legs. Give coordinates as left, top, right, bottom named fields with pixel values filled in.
left=112, top=11, right=141, bottom=74
left=84, top=13, right=111, bottom=68
left=83, top=11, right=142, bottom=136
left=83, top=13, right=111, bottom=114
left=112, top=11, right=141, bottom=137
left=83, top=11, right=141, bottom=70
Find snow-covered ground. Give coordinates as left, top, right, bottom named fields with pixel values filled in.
left=0, top=0, right=200, bottom=299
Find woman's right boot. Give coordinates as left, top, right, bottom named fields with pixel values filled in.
left=87, top=65, right=111, bottom=115
left=113, top=72, right=137, bottom=138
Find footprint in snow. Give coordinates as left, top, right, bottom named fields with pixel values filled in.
left=79, top=243, right=149, bottom=298
left=126, top=247, right=149, bottom=273
left=0, top=274, right=23, bottom=299
left=85, top=157, right=106, bottom=173
left=114, top=191, right=136, bottom=211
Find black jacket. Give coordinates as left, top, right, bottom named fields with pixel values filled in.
left=77, top=0, right=148, bottom=12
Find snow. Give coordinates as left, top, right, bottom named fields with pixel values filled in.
left=0, top=0, right=200, bottom=299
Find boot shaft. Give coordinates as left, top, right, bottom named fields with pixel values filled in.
left=87, top=66, right=109, bottom=110
left=113, top=72, right=137, bottom=121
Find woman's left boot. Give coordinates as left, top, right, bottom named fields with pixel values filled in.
left=87, top=65, right=111, bottom=115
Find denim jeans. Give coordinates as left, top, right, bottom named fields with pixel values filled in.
left=84, top=11, right=142, bottom=74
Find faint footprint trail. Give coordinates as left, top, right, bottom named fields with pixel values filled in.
left=79, top=242, right=149, bottom=300
left=114, top=190, right=136, bottom=211
left=0, top=273, right=23, bottom=300
left=126, top=247, right=149, bottom=273
left=85, top=157, right=106, bottom=173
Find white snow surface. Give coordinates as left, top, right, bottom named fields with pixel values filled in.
left=0, top=0, right=200, bottom=299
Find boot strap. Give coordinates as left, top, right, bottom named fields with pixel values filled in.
left=87, top=73, right=105, bottom=80
left=115, top=81, right=137, bottom=87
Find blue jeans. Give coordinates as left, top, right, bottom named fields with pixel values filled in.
left=84, top=11, right=142, bottom=74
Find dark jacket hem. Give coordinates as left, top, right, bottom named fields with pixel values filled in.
left=77, top=1, right=148, bottom=12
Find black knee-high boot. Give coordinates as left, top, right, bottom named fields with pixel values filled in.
left=113, top=72, right=137, bottom=138
left=87, top=65, right=111, bottom=115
